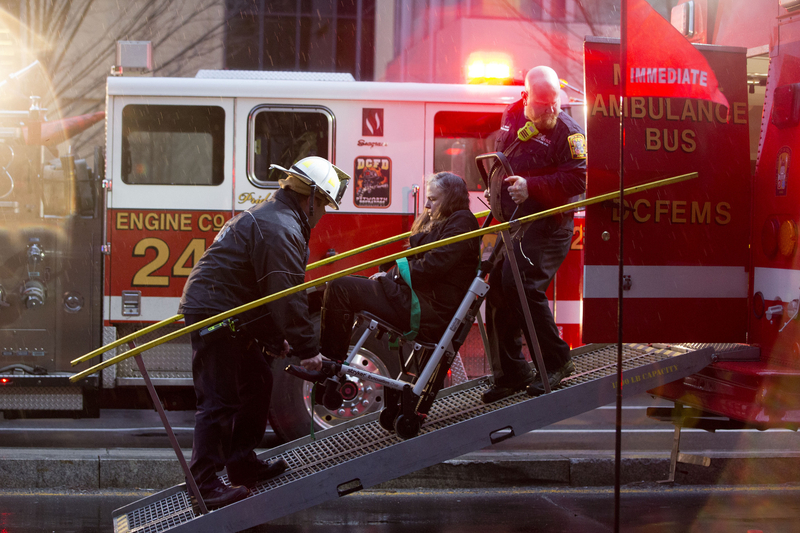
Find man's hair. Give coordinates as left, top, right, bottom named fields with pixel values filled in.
left=411, top=172, right=470, bottom=235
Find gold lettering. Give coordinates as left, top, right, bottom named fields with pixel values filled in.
left=611, top=200, right=630, bottom=222
left=592, top=93, right=608, bottom=117
left=631, top=97, right=646, bottom=119
left=610, top=96, right=626, bottom=118
left=646, top=128, right=661, bottom=150
left=666, top=99, right=680, bottom=120
left=681, top=129, right=697, bottom=153
left=633, top=199, right=651, bottom=222
left=648, top=98, right=664, bottom=120
left=733, top=102, right=747, bottom=124
left=698, top=101, right=713, bottom=122
left=166, top=213, right=179, bottom=231
left=198, top=214, right=212, bottom=232
left=145, top=213, right=159, bottom=231
left=663, top=129, right=679, bottom=152
left=181, top=213, right=192, bottom=231
left=715, top=103, right=728, bottom=123
left=131, top=213, right=143, bottom=231
left=655, top=200, right=670, bottom=222
left=715, top=202, right=731, bottom=224
left=672, top=200, right=687, bottom=223
left=116, top=212, right=129, bottom=230
left=691, top=201, right=711, bottom=224
left=613, top=63, right=621, bottom=85
left=680, top=100, right=697, bottom=121
left=213, top=214, right=225, bottom=231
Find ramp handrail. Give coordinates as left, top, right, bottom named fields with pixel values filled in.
left=69, top=210, right=489, bottom=366
left=70, top=172, right=697, bottom=382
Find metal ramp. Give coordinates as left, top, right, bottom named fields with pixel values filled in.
left=112, top=342, right=718, bottom=533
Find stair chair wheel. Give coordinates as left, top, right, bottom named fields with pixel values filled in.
left=379, top=406, right=399, bottom=432
left=393, top=414, right=421, bottom=440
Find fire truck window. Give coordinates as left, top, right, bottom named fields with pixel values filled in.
left=121, top=105, right=225, bottom=186
left=434, top=111, right=501, bottom=192
left=249, top=109, right=331, bottom=187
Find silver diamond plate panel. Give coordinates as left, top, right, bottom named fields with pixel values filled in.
left=673, top=343, right=761, bottom=362
left=115, top=325, right=192, bottom=380
left=113, top=343, right=712, bottom=533
left=0, top=387, right=83, bottom=410
left=450, top=353, right=469, bottom=385
left=103, top=326, right=118, bottom=389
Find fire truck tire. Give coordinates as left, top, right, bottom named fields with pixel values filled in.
left=268, top=321, right=401, bottom=443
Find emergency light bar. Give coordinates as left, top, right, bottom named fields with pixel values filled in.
left=466, top=52, right=513, bottom=84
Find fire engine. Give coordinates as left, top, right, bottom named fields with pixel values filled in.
left=0, top=60, right=590, bottom=442
left=9, top=0, right=799, bottom=453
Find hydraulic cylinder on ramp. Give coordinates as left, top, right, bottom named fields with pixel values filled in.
left=112, top=342, right=718, bottom=533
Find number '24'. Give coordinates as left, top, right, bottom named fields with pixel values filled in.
left=131, top=238, right=205, bottom=287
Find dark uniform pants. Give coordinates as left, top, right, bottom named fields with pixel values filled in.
left=486, top=217, right=573, bottom=387
left=321, top=276, right=411, bottom=361
left=185, top=313, right=273, bottom=491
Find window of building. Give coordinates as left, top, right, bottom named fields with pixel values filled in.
left=248, top=107, right=333, bottom=187
left=121, top=105, right=225, bottom=186
left=433, top=111, right=502, bottom=192
left=550, top=0, right=568, bottom=21
left=224, top=0, right=375, bottom=80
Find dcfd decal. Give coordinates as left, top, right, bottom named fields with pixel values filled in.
left=776, top=146, right=790, bottom=197
left=362, top=108, right=384, bottom=136
left=354, top=157, right=391, bottom=208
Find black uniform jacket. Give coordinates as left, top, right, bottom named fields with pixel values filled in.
left=494, top=99, right=587, bottom=222
left=179, top=188, right=318, bottom=359
left=378, top=209, right=480, bottom=342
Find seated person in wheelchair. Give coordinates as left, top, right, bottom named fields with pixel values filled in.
left=321, top=171, right=481, bottom=362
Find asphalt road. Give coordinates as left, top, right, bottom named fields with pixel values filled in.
left=2, top=485, right=799, bottom=533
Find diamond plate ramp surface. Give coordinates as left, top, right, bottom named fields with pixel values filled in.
left=112, top=343, right=714, bottom=533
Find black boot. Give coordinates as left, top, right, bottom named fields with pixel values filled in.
left=228, top=458, right=289, bottom=490
left=320, top=307, right=353, bottom=362
left=526, top=359, right=575, bottom=396
left=198, top=478, right=249, bottom=509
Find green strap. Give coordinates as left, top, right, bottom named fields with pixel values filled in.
left=396, top=257, right=420, bottom=341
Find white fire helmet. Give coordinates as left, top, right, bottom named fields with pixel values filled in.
left=270, top=156, right=351, bottom=210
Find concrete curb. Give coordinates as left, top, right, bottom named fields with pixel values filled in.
left=378, top=451, right=800, bottom=489
left=2, top=448, right=799, bottom=490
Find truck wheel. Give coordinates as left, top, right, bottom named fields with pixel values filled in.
left=268, top=324, right=401, bottom=443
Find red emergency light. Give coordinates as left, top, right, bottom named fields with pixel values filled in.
left=0, top=377, right=11, bottom=385
left=466, top=52, right=513, bottom=85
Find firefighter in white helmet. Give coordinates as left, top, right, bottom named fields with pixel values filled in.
left=178, top=156, right=350, bottom=509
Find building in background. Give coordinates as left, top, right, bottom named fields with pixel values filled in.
left=223, top=0, right=376, bottom=80
left=0, top=0, right=675, bottom=155
left=380, top=0, right=624, bottom=85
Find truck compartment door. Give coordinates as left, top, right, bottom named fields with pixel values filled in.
left=106, top=98, right=234, bottom=323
